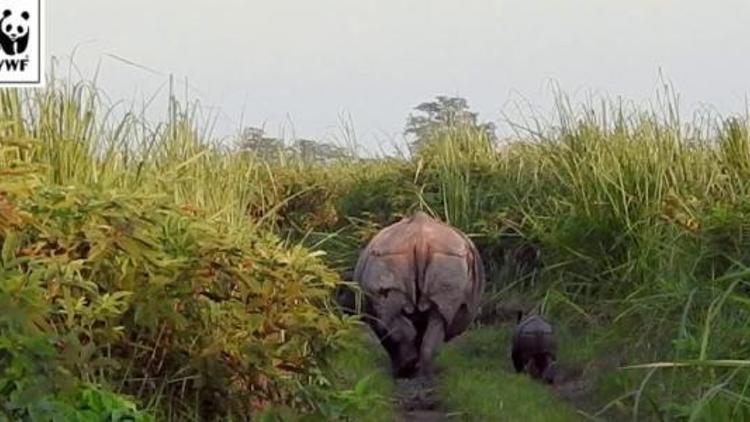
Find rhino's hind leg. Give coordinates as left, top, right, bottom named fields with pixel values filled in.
left=511, top=348, right=524, bottom=373
left=417, top=308, right=445, bottom=377
left=526, top=356, right=542, bottom=379
left=533, top=353, right=556, bottom=384
left=541, top=356, right=557, bottom=384
left=381, top=315, right=419, bottom=378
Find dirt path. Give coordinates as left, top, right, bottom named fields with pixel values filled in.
left=393, top=376, right=448, bottom=422
left=354, top=327, right=452, bottom=420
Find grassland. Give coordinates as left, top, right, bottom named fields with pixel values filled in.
left=436, top=327, right=579, bottom=421
left=2, top=78, right=750, bottom=420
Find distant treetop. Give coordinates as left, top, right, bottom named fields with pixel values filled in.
left=405, top=95, right=497, bottom=155
left=235, top=126, right=349, bottom=164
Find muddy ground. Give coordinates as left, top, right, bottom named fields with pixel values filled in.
left=394, top=375, right=447, bottom=421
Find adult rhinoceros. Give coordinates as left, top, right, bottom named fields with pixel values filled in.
left=353, top=211, right=485, bottom=377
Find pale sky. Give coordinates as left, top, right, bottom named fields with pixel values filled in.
left=50, top=0, right=750, bottom=152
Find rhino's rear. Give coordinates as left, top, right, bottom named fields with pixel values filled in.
left=354, top=211, right=485, bottom=340
left=511, top=315, right=557, bottom=375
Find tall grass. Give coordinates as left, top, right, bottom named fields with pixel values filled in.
left=421, top=91, right=750, bottom=420
left=3, top=76, right=750, bottom=419
left=341, top=89, right=750, bottom=420
left=0, top=80, right=357, bottom=420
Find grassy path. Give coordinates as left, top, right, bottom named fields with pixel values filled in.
left=435, top=326, right=583, bottom=421
left=393, top=376, right=445, bottom=421
left=330, top=325, right=586, bottom=421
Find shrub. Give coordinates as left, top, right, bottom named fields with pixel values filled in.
left=0, top=138, right=350, bottom=419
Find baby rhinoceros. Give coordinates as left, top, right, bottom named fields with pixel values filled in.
left=353, top=211, right=485, bottom=378
left=511, top=312, right=558, bottom=384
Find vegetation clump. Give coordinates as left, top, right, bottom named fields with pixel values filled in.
left=0, top=136, right=349, bottom=419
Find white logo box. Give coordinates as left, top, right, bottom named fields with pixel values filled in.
left=0, top=0, right=43, bottom=87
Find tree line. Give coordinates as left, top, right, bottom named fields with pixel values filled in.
left=235, top=95, right=496, bottom=162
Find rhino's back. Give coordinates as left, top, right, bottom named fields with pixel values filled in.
left=354, top=211, right=485, bottom=337
left=360, top=211, right=468, bottom=256
left=515, top=315, right=553, bottom=334
left=512, top=316, right=557, bottom=356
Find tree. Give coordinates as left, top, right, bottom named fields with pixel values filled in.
left=235, top=127, right=348, bottom=164
left=405, top=96, right=496, bottom=155
left=234, top=127, right=286, bottom=161
left=292, top=139, right=348, bottom=163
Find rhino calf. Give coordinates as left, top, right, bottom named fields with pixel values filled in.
left=511, top=312, right=557, bottom=384
left=353, top=211, right=485, bottom=378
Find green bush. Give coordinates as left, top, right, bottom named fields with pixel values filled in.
left=0, top=141, right=351, bottom=419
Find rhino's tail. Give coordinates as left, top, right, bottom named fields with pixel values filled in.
left=414, top=232, right=431, bottom=313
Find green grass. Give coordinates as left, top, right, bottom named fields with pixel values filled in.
left=319, top=328, right=398, bottom=421
left=4, top=75, right=750, bottom=419
left=436, top=326, right=580, bottom=421
left=257, top=327, right=398, bottom=422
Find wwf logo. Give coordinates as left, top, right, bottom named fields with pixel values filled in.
left=0, top=0, right=43, bottom=86
left=0, top=9, right=30, bottom=56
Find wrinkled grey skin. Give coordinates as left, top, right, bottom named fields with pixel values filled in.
left=511, top=312, right=558, bottom=384
left=353, top=211, right=486, bottom=378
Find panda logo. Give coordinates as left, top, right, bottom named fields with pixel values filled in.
left=0, top=9, right=30, bottom=56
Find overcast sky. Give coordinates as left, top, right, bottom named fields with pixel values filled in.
left=50, top=0, right=750, bottom=152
